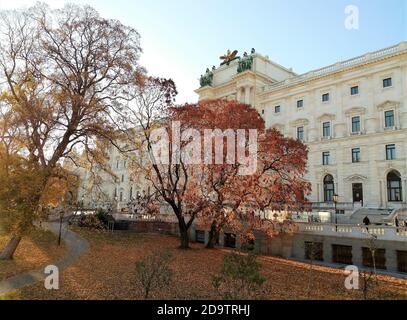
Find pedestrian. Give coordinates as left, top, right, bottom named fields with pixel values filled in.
left=363, top=216, right=370, bottom=226
left=395, top=216, right=399, bottom=227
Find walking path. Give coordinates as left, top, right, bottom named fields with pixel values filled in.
left=0, top=222, right=88, bottom=296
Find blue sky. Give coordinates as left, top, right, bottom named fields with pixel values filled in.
left=1, top=0, right=406, bottom=103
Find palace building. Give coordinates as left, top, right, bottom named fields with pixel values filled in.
left=76, top=43, right=407, bottom=273
left=196, top=43, right=407, bottom=224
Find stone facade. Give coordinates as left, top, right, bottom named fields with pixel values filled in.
left=195, top=42, right=407, bottom=217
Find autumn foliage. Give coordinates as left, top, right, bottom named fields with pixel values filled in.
left=168, top=99, right=310, bottom=247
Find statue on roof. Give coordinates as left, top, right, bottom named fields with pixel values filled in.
left=219, top=49, right=239, bottom=66
left=199, top=67, right=214, bottom=87
left=237, top=50, right=254, bottom=73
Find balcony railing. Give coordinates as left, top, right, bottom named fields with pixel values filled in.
left=308, top=202, right=355, bottom=210
left=296, top=222, right=407, bottom=242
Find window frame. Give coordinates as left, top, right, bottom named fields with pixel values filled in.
left=384, top=110, right=395, bottom=128
left=386, top=144, right=396, bottom=161
left=322, top=121, right=331, bottom=138
left=383, top=77, right=392, bottom=88
left=351, top=116, right=361, bottom=133
left=350, top=86, right=359, bottom=96
left=352, top=148, right=361, bottom=163
left=274, top=105, right=281, bottom=113
left=322, top=93, right=330, bottom=102
left=297, top=126, right=304, bottom=141
left=322, top=151, right=330, bottom=166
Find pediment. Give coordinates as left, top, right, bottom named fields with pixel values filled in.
left=377, top=100, right=400, bottom=111
left=290, top=118, right=309, bottom=126
left=344, top=107, right=366, bottom=116
left=345, top=174, right=368, bottom=181
left=271, top=123, right=285, bottom=132
left=317, top=113, right=336, bottom=121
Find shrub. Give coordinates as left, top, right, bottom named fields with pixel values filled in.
left=134, top=250, right=173, bottom=299
left=212, top=251, right=269, bottom=300
left=77, top=214, right=106, bottom=230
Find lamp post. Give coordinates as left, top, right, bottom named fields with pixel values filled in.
left=333, top=193, right=338, bottom=232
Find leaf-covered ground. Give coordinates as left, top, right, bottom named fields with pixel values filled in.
left=0, top=227, right=66, bottom=281
left=3, top=228, right=407, bottom=300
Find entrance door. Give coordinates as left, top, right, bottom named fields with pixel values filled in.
left=352, top=183, right=363, bottom=204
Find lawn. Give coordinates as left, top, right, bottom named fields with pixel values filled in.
left=0, top=227, right=66, bottom=281
left=3, top=227, right=406, bottom=300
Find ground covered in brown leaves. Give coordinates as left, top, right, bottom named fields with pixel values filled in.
left=3, top=228, right=407, bottom=300
left=0, top=227, right=66, bottom=281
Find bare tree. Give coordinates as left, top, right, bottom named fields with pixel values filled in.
left=0, top=3, right=143, bottom=259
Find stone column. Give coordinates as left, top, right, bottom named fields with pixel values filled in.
left=245, top=86, right=251, bottom=105
left=236, top=88, right=241, bottom=103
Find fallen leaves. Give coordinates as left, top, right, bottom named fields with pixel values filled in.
left=8, top=228, right=407, bottom=300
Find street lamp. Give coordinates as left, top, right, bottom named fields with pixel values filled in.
left=333, top=193, right=338, bottom=232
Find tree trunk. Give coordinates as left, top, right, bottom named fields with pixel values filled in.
left=178, top=221, right=190, bottom=249
left=206, top=220, right=218, bottom=249
left=0, top=235, right=22, bottom=260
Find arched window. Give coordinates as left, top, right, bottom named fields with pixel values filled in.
left=387, top=170, right=402, bottom=202
left=324, top=174, right=335, bottom=202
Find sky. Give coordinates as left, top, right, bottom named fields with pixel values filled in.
left=0, top=0, right=406, bottom=103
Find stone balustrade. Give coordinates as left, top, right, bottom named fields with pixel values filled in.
left=296, top=222, right=407, bottom=242
left=265, top=42, right=407, bottom=92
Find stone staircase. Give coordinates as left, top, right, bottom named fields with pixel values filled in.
left=348, top=207, right=395, bottom=225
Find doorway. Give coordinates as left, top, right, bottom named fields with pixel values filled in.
left=352, top=183, right=363, bottom=204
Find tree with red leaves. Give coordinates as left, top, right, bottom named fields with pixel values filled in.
left=172, top=99, right=310, bottom=248
left=123, top=94, right=309, bottom=249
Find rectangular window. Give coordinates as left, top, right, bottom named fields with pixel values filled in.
left=352, top=148, right=361, bottom=163
left=351, top=116, right=361, bottom=133
left=322, top=93, right=330, bottom=102
left=304, top=242, right=323, bottom=261
left=297, top=100, right=304, bottom=108
left=224, top=233, right=236, bottom=248
left=275, top=105, right=281, bottom=113
left=386, top=144, right=396, bottom=160
left=323, top=122, right=331, bottom=137
left=362, top=247, right=386, bottom=270
left=397, top=251, right=407, bottom=273
left=384, top=110, right=395, bottom=128
left=332, top=245, right=353, bottom=265
left=350, top=86, right=359, bottom=95
left=383, top=77, right=392, bottom=88
left=297, top=126, right=304, bottom=141
left=322, top=152, right=330, bottom=165
left=195, top=230, right=205, bottom=244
